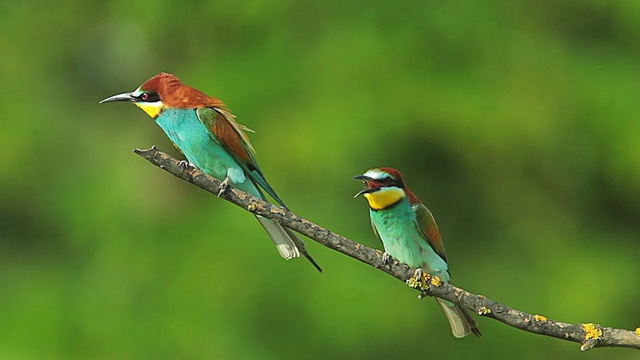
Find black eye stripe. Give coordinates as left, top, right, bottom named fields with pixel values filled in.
left=136, top=92, right=161, bottom=102
left=380, top=176, right=402, bottom=187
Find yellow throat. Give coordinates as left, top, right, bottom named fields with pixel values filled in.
left=135, top=101, right=163, bottom=119
left=363, top=187, right=405, bottom=210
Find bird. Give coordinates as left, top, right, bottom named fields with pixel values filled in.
left=100, top=72, right=321, bottom=272
left=353, top=167, right=479, bottom=337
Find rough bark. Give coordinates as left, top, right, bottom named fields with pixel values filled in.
left=134, top=146, right=640, bottom=351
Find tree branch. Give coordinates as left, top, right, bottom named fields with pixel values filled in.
left=134, top=146, right=640, bottom=351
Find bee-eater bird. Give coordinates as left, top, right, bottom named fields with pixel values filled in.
left=100, top=72, right=321, bottom=272
left=354, top=167, right=479, bottom=338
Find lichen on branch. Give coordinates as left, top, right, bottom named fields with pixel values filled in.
left=134, top=146, right=640, bottom=351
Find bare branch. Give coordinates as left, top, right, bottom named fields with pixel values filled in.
left=134, top=146, right=640, bottom=351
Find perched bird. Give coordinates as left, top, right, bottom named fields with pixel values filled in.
left=100, top=72, right=321, bottom=272
left=354, top=167, right=479, bottom=337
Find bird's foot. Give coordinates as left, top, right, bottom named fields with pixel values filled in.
left=406, top=268, right=430, bottom=293
left=178, top=160, right=196, bottom=171
left=382, top=251, right=394, bottom=267
left=217, top=176, right=231, bottom=197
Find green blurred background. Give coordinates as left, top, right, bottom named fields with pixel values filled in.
left=2, top=1, right=639, bottom=359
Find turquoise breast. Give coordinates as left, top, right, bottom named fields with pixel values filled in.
left=155, top=108, right=259, bottom=196
left=370, top=197, right=450, bottom=281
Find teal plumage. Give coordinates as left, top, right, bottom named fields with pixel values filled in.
left=355, top=167, right=479, bottom=338
left=156, top=107, right=266, bottom=199
left=368, top=196, right=450, bottom=281
left=100, top=73, right=320, bottom=271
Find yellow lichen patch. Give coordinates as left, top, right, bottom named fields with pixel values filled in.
left=534, top=314, right=548, bottom=322
left=406, top=276, right=421, bottom=289
left=582, top=323, right=602, bottom=340
left=430, top=276, right=442, bottom=287
left=635, top=327, right=640, bottom=336
left=406, top=270, right=430, bottom=290
left=478, top=306, right=491, bottom=315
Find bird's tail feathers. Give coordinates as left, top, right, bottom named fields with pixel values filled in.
left=256, top=215, right=322, bottom=272
left=283, top=227, right=322, bottom=272
left=436, top=298, right=481, bottom=338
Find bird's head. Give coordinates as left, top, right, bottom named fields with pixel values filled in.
left=353, top=167, right=408, bottom=210
left=100, top=73, right=224, bottom=119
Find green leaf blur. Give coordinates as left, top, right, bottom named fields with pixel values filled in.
left=1, top=1, right=639, bottom=359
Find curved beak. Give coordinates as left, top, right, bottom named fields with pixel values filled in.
left=353, top=174, right=374, bottom=198
left=99, top=92, right=134, bottom=104
left=352, top=175, right=372, bottom=182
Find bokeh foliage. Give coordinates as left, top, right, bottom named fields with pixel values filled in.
left=1, top=1, right=639, bottom=359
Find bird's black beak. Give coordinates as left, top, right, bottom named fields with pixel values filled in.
left=99, top=92, right=134, bottom=104
left=352, top=175, right=372, bottom=182
left=353, top=174, right=375, bottom=198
